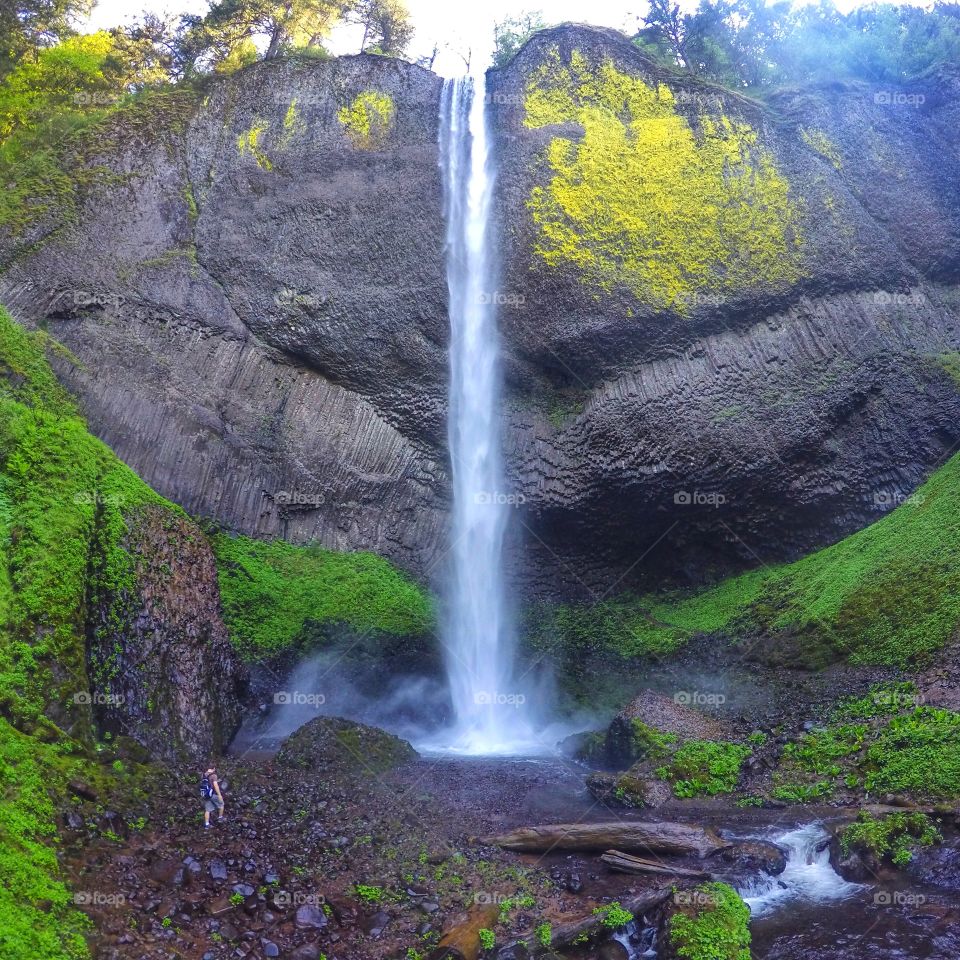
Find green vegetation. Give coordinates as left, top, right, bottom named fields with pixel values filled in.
left=236, top=118, right=273, bottom=170
left=337, top=90, right=395, bottom=149
left=210, top=532, right=434, bottom=660
left=668, top=882, right=751, bottom=960
left=800, top=127, right=842, bottom=170
left=839, top=811, right=941, bottom=867
left=523, top=49, right=804, bottom=311
left=593, top=901, right=634, bottom=929
left=0, top=721, right=91, bottom=959
left=478, top=928, right=495, bottom=951
left=353, top=884, right=385, bottom=903
left=534, top=922, right=552, bottom=947
left=531, top=451, right=960, bottom=669
left=770, top=686, right=960, bottom=802
left=656, top=740, right=751, bottom=798
left=631, top=719, right=679, bottom=762
left=0, top=307, right=176, bottom=726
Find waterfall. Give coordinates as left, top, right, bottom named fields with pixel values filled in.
left=435, top=73, right=533, bottom=754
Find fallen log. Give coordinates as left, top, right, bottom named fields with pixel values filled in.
left=495, top=888, right=672, bottom=959
left=601, top=849, right=711, bottom=878
left=483, top=821, right=730, bottom=858
left=430, top=904, right=499, bottom=960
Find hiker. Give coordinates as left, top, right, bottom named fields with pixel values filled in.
left=201, top=766, right=225, bottom=828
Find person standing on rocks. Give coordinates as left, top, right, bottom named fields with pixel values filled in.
left=201, top=766, right=225, bottom=828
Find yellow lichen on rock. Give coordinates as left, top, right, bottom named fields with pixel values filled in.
left=800, top=126, right=843, bottom=170
left=523, top=50, right=805, bottom=311
left=337, top=91, right=395, bottom=150
left=236, top=119, right=273, bottom=170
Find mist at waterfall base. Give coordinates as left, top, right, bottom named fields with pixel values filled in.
left=231, top=647, right=578, bottom=755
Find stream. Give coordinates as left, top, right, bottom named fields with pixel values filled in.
left=399, top=755, right=960, bottom=960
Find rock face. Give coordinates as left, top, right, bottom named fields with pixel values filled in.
left=3, top=29, right=960, bottom=596
left=276, top=715, right=418, bottom=773
left=88, top=504, right=249, bottom=762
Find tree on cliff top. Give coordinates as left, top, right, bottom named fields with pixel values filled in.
left=0, top=0, right=93, bottom=78
left=348, top=0, right=414, bottom=57
left=492, top=10, right=548, bottom=67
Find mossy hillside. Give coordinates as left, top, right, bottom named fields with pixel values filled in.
left=667, top=882, right=751, bottom=960
left=527, top=451, right=960, bottom=670
left=337, top=90, right=395, bottom=149
left=523, top=49, right=804, bottom=311
left=210, top=532, right=435, bottom=661
left=0, top=719, right=92, bottom=960
left=0, top=307, right=180, bottom=730
left=656, top=740, right=752, bottom=798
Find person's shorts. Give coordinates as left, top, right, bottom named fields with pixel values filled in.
left=204, top=797, right=224, bottom=813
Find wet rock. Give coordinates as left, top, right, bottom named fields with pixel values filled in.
left=295, top=904, right=328, bottom=930
left=420, top=902, right=440, bottom=914
left=150, top=859, right=186, bottom=886
left=291, top=945, right=323, bottom=960
left=68, top=780, right=98, bottom=802
left=586, top=771, right=673, bottom=808
left=720, top=841, right=787, bottom=876
left=277, top=716, right=418, bottom=775
left=232, top=883, right=256, bottom=898
left=261, top=939, right=280, bottom=957
left=367, top=910, right=390, bottom=937
left=598, top=942, right=628, bottom=960
left=207, top=897, right=236, bottom=917
left=64, top=810, right=85, bottom=831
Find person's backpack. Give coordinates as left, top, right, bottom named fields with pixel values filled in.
left=200, top=775, right=214, bottom=800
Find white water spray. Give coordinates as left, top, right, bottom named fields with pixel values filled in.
left=435, top=72, right=538, bottom=755
left=738, top=822, right=864, bottom=917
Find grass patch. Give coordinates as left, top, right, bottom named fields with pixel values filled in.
left=210, top=532, right=434, bottom=660
left=656, top=740, right=752, bottom=798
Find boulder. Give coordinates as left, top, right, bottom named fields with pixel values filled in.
left=605, top=690, right=728, bottom=769
left=277, top=715, right=418, bottom=775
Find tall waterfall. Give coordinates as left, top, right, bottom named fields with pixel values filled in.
left=437, top=74, right=531, bottom=754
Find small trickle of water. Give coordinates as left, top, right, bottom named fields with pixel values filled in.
left=739, top=822, right=864, bottom=917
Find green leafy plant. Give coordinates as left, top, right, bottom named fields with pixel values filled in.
left=657, top=740, right=751, bottom=797
left=593, top=902, right=633, bottom=929
left=478, top=929, right=495, bottom=951
left=839, top=811, right=941, bottom=867
left=668, top=882, right=751, bottom=960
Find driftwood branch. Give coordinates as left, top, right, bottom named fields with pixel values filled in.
left=483, top=821, right=729, bottom=858
left=495, top=888, right=672, bottom=959
left=601, top=849, right=711, bottom=878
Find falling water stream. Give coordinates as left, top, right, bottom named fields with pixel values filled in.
left=434, top=72, right=539, bottom=754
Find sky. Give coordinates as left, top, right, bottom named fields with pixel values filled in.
left=84, top=0, right=924, bottom=77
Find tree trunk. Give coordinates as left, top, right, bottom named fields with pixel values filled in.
left=483, top=821, right=730, bottom=858
left=601, top=849, right=711, bottom=878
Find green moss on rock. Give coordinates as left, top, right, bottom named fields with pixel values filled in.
left=668, top=882, right=751, bottom=960
left=337, top=90, right=395, bottom=150
left=210, top=532, right=434, bottom=661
